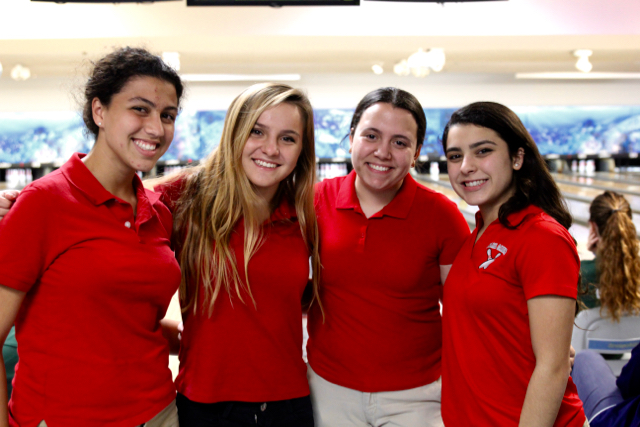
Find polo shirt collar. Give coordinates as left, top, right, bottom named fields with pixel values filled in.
left=62, top=153, right=117, bottom=206
left=336, top=170, right=418, bottom=219
left=62, top=152, right=160, bottom=223
left=267, top=196, right=297, bottom=224
left=474, top=203, right=543, bottom=230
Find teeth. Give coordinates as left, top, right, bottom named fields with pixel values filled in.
left=369, top=164, right=390, bottom=172
left=464, top=180, right=487, bottom=187
left=134, top=140, right=157, bottom=151
left=254, top=159, right=277, bottom=169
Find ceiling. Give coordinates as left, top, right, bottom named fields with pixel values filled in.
left=1, top=0, right=639, bottom=79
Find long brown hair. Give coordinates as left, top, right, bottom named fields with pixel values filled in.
left=590, top=191, right=640, bottom=321
left=442, top=102, right=572, bottom=230
left=171, top=83, right=321, bottom=315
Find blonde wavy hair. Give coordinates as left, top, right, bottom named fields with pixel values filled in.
left=170, top=83, right=321, bottom=316
left=590, top=191, right=640, bottom=322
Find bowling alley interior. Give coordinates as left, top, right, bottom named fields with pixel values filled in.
left=2, top=0, right=640, bottom=396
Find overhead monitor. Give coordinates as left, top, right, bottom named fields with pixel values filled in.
left=187, top=0, right=358, bottom=6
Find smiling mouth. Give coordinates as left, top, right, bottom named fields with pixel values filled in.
left=367, top=163, right=390, bottom=172
left=254, top=159, right=279, bottom=169
left=134, top=139, right=159, bottom=152
left=463, top=179, right=488, bottom=187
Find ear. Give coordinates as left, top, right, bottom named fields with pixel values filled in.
left=512, top=147, right=525, bottom=170
left=588, top=220, right=601, bottom=237
left=412, top=144, right=422, bottom=167
left=92, top=97, right=106, bottom=129
left=348, top=130, right=354, bottom=154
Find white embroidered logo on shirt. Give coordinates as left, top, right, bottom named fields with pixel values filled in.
left=479, top=243, right=508, bottom=270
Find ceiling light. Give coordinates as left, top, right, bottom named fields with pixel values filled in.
left=395, top=48, right=446, bottom=78
left=573, top=49, right=593, bottom=73
left=428, top=48, right=446, bottom=73
left=371, top=64, right=384, bottom=75
left=393, top=60, right=410, bottom=77
left=162, top=52, right=181, bottom=71
left=407, top=49, right=431, bottom=77
left=10, top=64, right=31, bottom=81
left=516, top=72, right=640, bottom=80
left=180, top=74, right=301, bottom=82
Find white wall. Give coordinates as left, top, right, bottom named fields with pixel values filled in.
left=2, top=72, right=639, bottom=114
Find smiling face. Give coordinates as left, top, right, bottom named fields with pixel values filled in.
left=350, top=102, right=420, bottom=203
left=445, top=124, right=524, bottom=224
left=93, top=76, right=178, bottom=173
left=241, top=102, right=305, bottom=203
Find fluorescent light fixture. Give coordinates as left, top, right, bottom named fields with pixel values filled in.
left=573, top=49, right=593, bottom=73
left=516, top=72, right=640, bottom=80
left=371, top=64, right=384, bottom=75
left=11, top=64, right=31, bottom=81
left=181, top=74, right=301, bottom=82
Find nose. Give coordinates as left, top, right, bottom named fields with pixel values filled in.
left=460, top=155, right=476, bottom=174
left=374, top=142, right=391, bottom=159
left=262, top=136, right=280, bottom=157
left=144, top=113, right=165, bottom=138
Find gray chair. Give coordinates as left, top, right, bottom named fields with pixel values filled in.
left=572, top=307, right=640, bottom=375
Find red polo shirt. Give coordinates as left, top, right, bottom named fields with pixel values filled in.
left=307, top=171, right=469, bottom=392
left=0, top=153, right=180, bottom=427
left=160, top=182, right=311, bottom=403
left=442, top=205, right=585, bottom=427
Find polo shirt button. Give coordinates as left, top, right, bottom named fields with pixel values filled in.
left=124, top=221, right=131, bottom=228
left=260, top=403, right=267, bottom=411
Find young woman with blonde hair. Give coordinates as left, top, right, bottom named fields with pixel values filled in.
left=580, top=190, right=640, bottom=320
left=154, top=82, right=321, bottom=426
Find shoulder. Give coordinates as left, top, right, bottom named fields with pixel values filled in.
left=14, top=170, right=69, bottom=206
left=521, top=210, right=574, bottom=244
left=314, top=175, right=348, bottom=203
left=154, top=174, right=189, bottom=212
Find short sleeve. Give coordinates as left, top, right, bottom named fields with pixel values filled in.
left=516, top=220, right=579, bottom=300
left=154, top=176, right=187, bottom=213
left=0, top=185, right=52, bottom=292
left=434, top=196, right=470, bottom=265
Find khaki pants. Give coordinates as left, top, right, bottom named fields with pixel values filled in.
left=37, top=399, right=178, bottom=427
left=308, top=365, right=442, bottom=427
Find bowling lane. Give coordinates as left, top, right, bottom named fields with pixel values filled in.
left=552, top=173, right=640, bottom=197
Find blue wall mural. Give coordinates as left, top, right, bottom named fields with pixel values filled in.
left=1, top=106, right=640, bottom=164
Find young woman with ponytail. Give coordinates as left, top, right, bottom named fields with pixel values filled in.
left=440, top=101, right=586, bottom=427
left=580, top=191, right=640, bottom=320
left=570, top=191, right=640, bottom=427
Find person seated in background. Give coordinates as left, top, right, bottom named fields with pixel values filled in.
left=580, top=191, right=640, bottom=319
left=2, top=326, right=17, bottom=399
left=572, top=343, right=640, bottom=426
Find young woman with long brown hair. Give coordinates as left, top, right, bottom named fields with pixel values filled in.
left=580, top=191, right=640, bottom=320
left=441, top=101, right=586, bottom=426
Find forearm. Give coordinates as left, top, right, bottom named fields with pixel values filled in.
left=519, top=363, right=568, bottom=427
left=0, top=355, right=9, bottom=427
left=160, top=318, right=181, bottom=355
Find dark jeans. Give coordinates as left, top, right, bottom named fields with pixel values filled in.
left=572, top=350, right=624, bottom=422
left=176, top=393, right=315, bottom=427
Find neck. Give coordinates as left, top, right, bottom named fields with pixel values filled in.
left=354, top=175, right=403, bottom=219
left=83, top=141, right=137, bottom=203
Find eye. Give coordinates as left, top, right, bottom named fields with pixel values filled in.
left=477, top=148, right=493, bottom=155
left=161, top=113, right=176, bottom=123
left=363, top=133, right=377, bottom=140
left=132, top=106, right=148, bottom=114
left=393, top=139, right=409, bottom=148
left=251, top=128, right=263, bottom=136
left=282, top=135, right=297, bottom=144
left=447, top=153, right=461, bottom=162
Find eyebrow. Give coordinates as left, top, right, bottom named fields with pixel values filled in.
left=446, top=140, right=497, bottom=153
left=361, top=127, right=412, bottom=141
left=254, top=121, right=301, bottom=137
left=129, top=97, right=178, bottom=112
